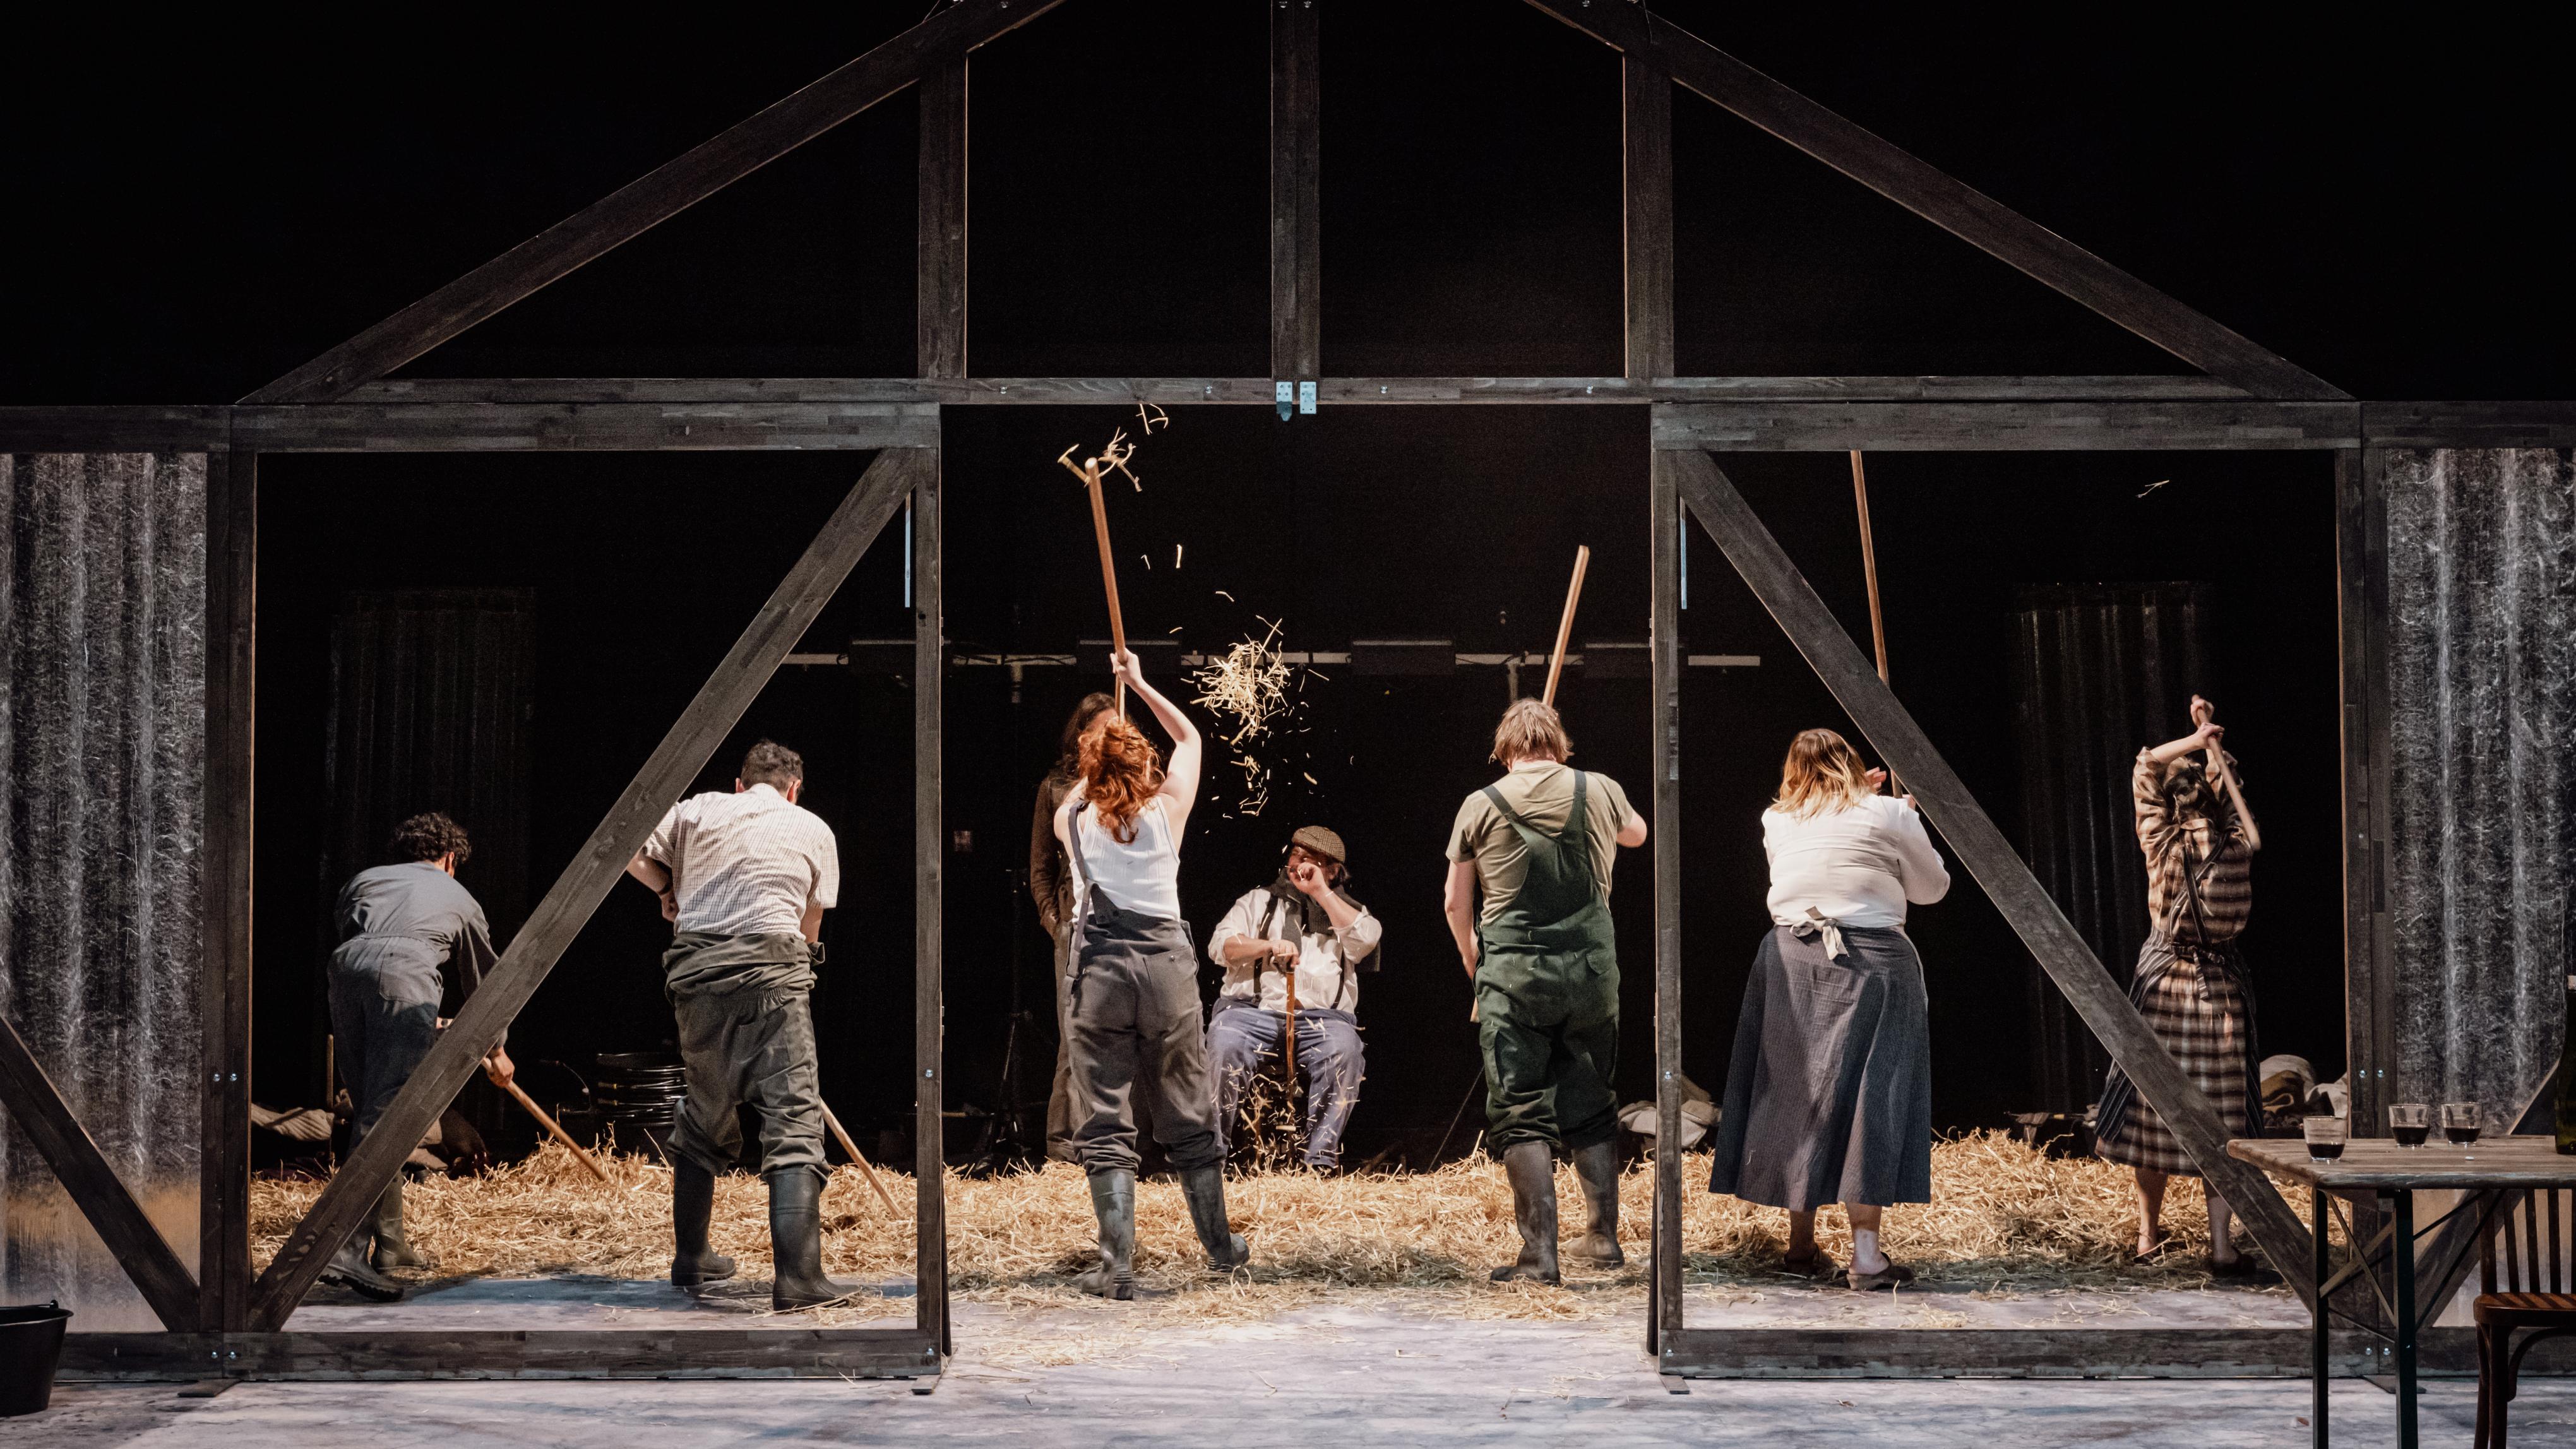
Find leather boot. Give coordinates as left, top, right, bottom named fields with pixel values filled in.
left=670, top=1157, right=737, bottom=1287
left=1489, top=1142, right=1560, bottom=1284
left=314, top=1234, right=407, bottom=1302
left=766, top=1168, right=847, bottom=1310
left=1179, top=1164, right=1250, bottom=1273
left=1570, top=1138, right=1625, bottom=1267
left=369, top=1176, right=432, bottom=1272
left=1070, top=1169, right=1138, bottom=1300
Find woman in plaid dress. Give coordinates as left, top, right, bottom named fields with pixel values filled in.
left=2094, top=695, right=2267, bottom=1276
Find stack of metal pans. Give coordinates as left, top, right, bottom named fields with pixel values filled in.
left=592, top=1052, right=688, bottom=1159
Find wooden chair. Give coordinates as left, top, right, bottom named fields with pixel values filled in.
left=2476, top=1188, right=2576, bottom=1449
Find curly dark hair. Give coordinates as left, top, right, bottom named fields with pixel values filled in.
left=389, top=812, right=472, bottom=866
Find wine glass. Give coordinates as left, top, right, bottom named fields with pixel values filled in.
left=2302, top=1115, right=2348, bottom=1163
left=2388, top=1103, right=2431, bottom=1148
left=2442, top=1101, right=2482, bottom=1155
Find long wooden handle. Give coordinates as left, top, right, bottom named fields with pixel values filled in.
left=1542, top=544, right=1592, bottom=707
left=821, top=1100, right=901, bottom=1216
left=502, top=1080, right=612, bottom=1185
left=1851, top=451, right=1900, bottom=798
left=1085, top=465, right=1128, bottom=717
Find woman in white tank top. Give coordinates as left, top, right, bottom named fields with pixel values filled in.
left=1049, top=650, right=1248, bottom=1298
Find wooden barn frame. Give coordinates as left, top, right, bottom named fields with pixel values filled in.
left=6, top=0, right=2570, bottom=1384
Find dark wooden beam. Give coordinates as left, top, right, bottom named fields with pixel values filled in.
left=0, top=407, right=230, bottom=452
left=200, top=448, right=256, bottom=1332
left=0, top=1013, right=200, bottom=1331
left=243, top=448, right=933, bottom=1330
left=2342, top=448, right=2397, bottom=1133
left=1522, top=0, right=2346, bottom=402
left=1647, top=450, right=1684, bottom=1353
left=242, top=0, right=1065, bottom=405
left=1661, top=1327, right=2389, bottom=1378
left=2362, top=401, right=2576, bottom=449
left=331, top=375, right=2258, bottom=405
left=1269, top=0, right=1321, bottom=384
left=916, top=56, right=969, bottom=380
left=231, top=402, right=937, bottom=452
left=1664, top=444, right=2318, bottom=1308
left=912, top=443, right=950, bottom=1355
left=1652, top=399, right=2358, bottom=451
left=1623, top=60, right=1675, bottom=382
left=60, top=1328, right=941, bottom=1380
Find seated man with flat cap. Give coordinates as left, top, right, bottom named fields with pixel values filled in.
left=1205, top=825, right=1381, bottom=1172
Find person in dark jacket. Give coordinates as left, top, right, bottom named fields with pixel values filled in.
left=316, top=812, right=514, bottom=1301
left=1030, top=692, right=1117, bottom=1163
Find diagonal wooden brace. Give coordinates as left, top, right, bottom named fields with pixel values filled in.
left=1666, top=445, right=2318, bottom=1309
left=244, top=447, right=933, bottom=1330
left=0, top=1011, right=200, bottom=1330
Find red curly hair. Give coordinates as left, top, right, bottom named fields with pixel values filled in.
left=1078, top=712, right=1166, bottom=844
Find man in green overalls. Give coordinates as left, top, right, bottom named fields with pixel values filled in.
left=1443, top=699, right=1648, bottom=1284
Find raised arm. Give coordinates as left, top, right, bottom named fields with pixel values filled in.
left=1114, top=649, right=1202, bottom=834
left=2190, top=695, right=2261, bottom=852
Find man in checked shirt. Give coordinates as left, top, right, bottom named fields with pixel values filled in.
left=625, top=739, right=847, bottom=1309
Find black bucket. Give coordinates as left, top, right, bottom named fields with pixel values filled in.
left=0, top=1301, right=71, bottom=1416
left=594, top=1051, right=688, bottom=1160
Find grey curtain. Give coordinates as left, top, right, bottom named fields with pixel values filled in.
left=0, top=452, right=206, bottom=1328
left=2008, top=583, right=2214, bottom=1114
left=2384, top=448, right=2576, bottom=1125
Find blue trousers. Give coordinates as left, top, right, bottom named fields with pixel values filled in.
left=1208, top=1002, right=1366, bottom=1169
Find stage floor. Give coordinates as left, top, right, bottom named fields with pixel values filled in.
left=22, top=1297, right=2575, bottom=1448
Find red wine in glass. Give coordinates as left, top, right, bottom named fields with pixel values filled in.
left=2445, top=1123, right=2482, bottom=1145
left=2307, top=1140, right=2347, bottom=1160
left=2392, top=1123, right=2431, bottom=1147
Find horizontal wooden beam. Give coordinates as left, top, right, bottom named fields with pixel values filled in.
left=1523, top=0, right=2346, bottom=403
left=243, top=0, right=1065, bottom=405
left=242, top=449, right=931, bottom=1330
left=0, top=407, right=232, bottom=451
left=1661, top=1327, right=2398, bottom=1378
left=1655, top=399, right=2359, bottom=451
left=340, top=375, right=2254, bottom=405
left=59, top=1328, right=939, bottom=1380
left=0, top=1013, right=200, bottom=1331
left=2362, top=401, right=2576, bottom=450
left=230, top=402, right=937, bottom=452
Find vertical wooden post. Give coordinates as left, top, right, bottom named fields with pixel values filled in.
left=1647, top=450, right=1685, bottom=1356
left=1269, top=0, right=1321, bottom=388
left=2337, top=447, right=2397, bottom=1134
left=200, top=446, right=256, bottom=1332
left=1622, top=57, right=1674, bottom=383
left=916, top=55, right=969, bottom=381
left=913, top=441, right=949, bottom=1356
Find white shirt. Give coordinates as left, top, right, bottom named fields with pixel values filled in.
left=1058, top=793, right=1183, bottom=922
left=1207, top=886, right=1383, bottom=1013
left=1762, top=794, right=1949, bottom=930
left=645, top=784, right=839, bottom=937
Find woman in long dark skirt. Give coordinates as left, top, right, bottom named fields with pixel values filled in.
left=1708, top=729, right=1950, bottom=1289
left=2092, top=695, right=2267, bottom=1277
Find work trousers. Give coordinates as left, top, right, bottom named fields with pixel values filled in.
left=1476, top=962, right=1621, bottom=1154
left=668, top=979, right=829, bottom=1182
left=1067, top=903, right=1224, bottom=1176
left=1208, top=1002, right=1365, bottom=1169
left=327, top=972, right=442, bottom=1145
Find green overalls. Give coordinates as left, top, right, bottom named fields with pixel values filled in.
left=1473, top=770, right=1622, bottom=1154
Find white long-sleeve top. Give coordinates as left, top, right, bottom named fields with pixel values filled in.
left=1207, top=886, right=1382, bottom=1013
left=1762, top=794, right=1950, bottom=929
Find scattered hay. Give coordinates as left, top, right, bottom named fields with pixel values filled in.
left=253, top=1131, right=2323, bottom=1356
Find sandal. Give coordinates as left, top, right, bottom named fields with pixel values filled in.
left=1844, top=1261, right=1917, bottom=1292
left=1779, top=1249, right=1839, bottom=1282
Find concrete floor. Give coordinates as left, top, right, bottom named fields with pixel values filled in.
left=15, top=1299, right=2574, bottom=1447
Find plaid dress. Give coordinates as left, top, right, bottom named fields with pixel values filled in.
left=2094, top=750, right=2259, bottom=1177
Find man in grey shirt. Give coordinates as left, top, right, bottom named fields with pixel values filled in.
left=316, top=812, right=515, bottom=1301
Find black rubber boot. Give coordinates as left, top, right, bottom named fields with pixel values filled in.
left=766, top=1168, right=847, bottom=1310
left=1570, top=1138, right=1625, bottom=1268
left=1071, top=1169, right=1138, bottom=1300
left=1179, top=1165, right=1250, bottom=1274
left=315, top=1234, right=407, bottom=1302
left=670, top=1157, right=737, bottom=1287
left=367, top=1176, right=433, bottom=1272
left=1489, top=1142, right=1561, bottom=1285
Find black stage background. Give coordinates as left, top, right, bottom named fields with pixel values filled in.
left=6, top=3, right=2562, bottom=1163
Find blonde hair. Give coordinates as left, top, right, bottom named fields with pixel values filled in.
left=1490, top=698, right=1572, bottom=767
left=1772, top=728, right=1875, bottom=818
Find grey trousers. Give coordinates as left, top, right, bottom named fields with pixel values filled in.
left=1208, top=1003, right=1366, bottom=1169
left=668, top=981, right=830, bottom=1182
left=326, top=975, right=441, bottom=1143
left=1068, top=908, right=1223, bottom=1175
left=1046, top=922, right=1080, bottom=1162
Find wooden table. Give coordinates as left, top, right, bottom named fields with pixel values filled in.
left=2231, top=1135, right=2576, bottom=1449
